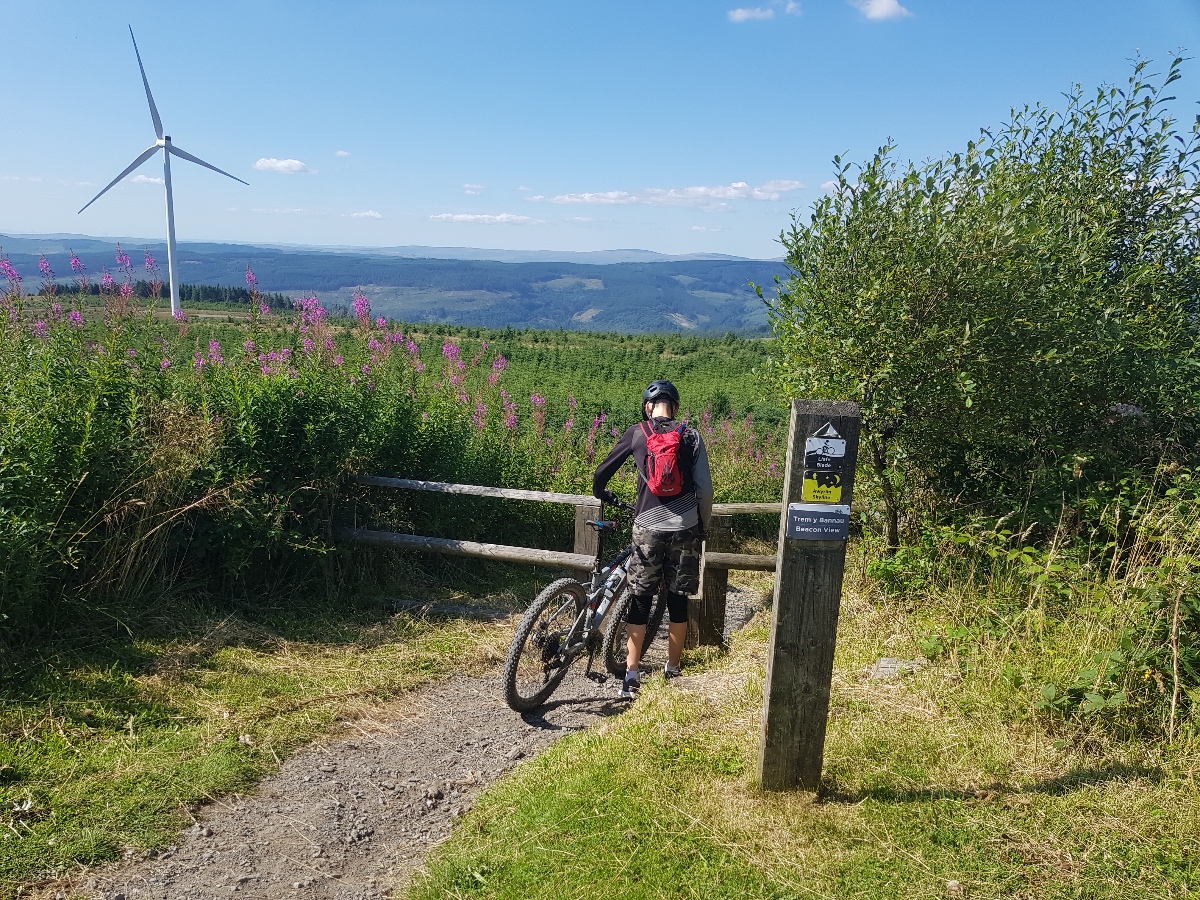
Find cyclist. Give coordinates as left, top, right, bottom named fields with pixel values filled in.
left=593, top=380, right=713, bottom=699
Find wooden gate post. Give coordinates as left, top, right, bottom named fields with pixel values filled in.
left=573, top=499, right=603, bottom=560
left=688, top=513, right=733, bottom=648
left=758, top=400, right=860, bottom=792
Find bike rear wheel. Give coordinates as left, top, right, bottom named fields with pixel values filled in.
left=602, top=587, right=667, bottom=678
left=503, top=577, right=587, bottom=712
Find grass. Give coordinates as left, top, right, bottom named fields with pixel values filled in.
left=0, top=568, right=530, bottom=897
left=407, top=565, right=1200, bottom=900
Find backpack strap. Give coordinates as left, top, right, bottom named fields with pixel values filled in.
left=639, top=421, right=652, bottom=441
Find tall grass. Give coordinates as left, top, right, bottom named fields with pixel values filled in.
left=0, top=253, right=785, bottom=652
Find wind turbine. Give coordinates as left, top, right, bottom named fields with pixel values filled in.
left=79, top=26, right=248, bottom=317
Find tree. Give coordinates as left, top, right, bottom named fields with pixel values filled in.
left=763, top=60, right=1200, bottom=547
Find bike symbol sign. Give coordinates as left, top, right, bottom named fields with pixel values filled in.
left=804, top=424, right=846, bottom=472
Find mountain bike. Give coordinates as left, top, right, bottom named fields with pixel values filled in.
left=502, top=499, right=667, bottom=712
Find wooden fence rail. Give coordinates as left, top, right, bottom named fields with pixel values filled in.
left=342, top=475, right=782, bottom=648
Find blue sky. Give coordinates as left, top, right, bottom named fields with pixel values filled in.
left=2, top=0, right=1198, bottom=258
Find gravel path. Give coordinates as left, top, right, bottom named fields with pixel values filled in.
left=58, top=586, right=766, bottom=900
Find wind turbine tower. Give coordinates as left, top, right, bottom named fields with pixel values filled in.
left=79, top=27, right=248, bottom=317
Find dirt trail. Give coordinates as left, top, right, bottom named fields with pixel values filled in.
left=59, top=586, right=764, bottom=900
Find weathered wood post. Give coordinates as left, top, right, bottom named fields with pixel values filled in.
left=758, top=400, right=860, bottom=792
left=688, top=513, right=733, bottom=648
left=573, top=499, right=603, bottom=560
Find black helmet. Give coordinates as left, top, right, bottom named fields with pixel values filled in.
left=642, top=380, right=680, bottom=419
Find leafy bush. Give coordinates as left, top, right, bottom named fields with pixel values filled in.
left=763, top=59, right=1200, bottom=545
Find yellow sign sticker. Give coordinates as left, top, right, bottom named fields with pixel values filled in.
left=802, top=471, right=843, bottom=503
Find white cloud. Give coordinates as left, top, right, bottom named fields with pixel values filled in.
left=729, top=7, right=774, bottom=21
left=335, top=150, right=351, bottom=157
left=569, top=216, right=593, bottom=222
left=820, top=180, right=840, bottom=193
left=691, top=225, right=723, bottom=232
left=850, top=0, right=912, bottom=20
left=254, top=157, right=314, bottom=174
left=529, top=180, right=803, bottom=209
left=131, top=174, right=164, bottom=185
left=1, top=175, right=42, bottom=182
left=430, top=213, right=540, bottom=224
left=517, top=185, right=532, bottom=191
left=463, top=183, right=484, bottom=195
left=350, top=210, right=383, bottom=219
left=785, top=1, right=801, bottom=13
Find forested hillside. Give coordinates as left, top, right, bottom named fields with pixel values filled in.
left=0, top=235, right=783, bottom=333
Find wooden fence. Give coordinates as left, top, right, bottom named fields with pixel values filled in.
left=337, top=475, right=779, bottom=647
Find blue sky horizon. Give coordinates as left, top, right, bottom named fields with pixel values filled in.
left=3, top=0, right=1198, bottom=259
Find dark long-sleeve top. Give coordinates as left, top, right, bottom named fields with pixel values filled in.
left=592, top=416, right=714, bottom=532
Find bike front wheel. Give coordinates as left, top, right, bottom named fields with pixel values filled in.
left=503, top=577, right=587, bottom=712
left=602, top=587, right=667, bottom=678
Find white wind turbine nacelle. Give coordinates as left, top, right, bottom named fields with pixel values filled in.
left=78, top=26, right=248, bottom=317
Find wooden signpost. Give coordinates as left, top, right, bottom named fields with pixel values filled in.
left=758, top=399, right=860, bottom=792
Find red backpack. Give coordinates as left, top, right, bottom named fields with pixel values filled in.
left=640, top=421, right=687, bottom=497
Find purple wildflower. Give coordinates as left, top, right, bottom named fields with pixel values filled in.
left=100, top=268, right=114, bottom=291
left=244, top=339, right=256, bottom=353
left=70, top=253, right=85, bottom=275
left=68, top=310, right=84, bottom=329
left=333, top=354, right=344, bottom=366
left=49, top=303, right=63, bottom=321
left=245, top=266, right=257, bottom=287
left=145, top=250, right=157, bottom=272
left=302, top=337, right=315, bottom=355
left=30, top=320, right=48, bottom=339
left=160, top=358, right=171, bottom=371
left=375, top=316, right=386, bottom=329
left=126, top=348, right=137, bottom=357
left=119, top=282, right=133, bottom=299
left=472, top=401, right=487, bottom=429
left=352, top=289, right=370, bottom=323
left=488, top=355, right=508, bottom=385
left=115, top=244, right=131, bottom=271
left=193, top=353, right=205, bottom=370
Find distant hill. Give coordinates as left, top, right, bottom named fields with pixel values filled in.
left=0, top=234, right=786, bottom=333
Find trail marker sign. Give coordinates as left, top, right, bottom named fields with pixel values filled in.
left=759, top=400, right=860, bottom=792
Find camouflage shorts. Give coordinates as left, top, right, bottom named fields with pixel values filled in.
left=627, top=525, right=703, bottom=598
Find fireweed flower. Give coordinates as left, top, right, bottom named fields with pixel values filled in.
left=208, top=340, right=223, bottom=365
left=302, top=337, right=315, bottom=355
left=244, top=339, right=256, bottom=353
left=115, top=244, right=131, bottom=271
left=375, top=316, right=386, bottom=329
left=323, top=335, right=334, bottom=351
left=414, top=360, right=425, bottom=373
left=160, top=358, right=171, bottom=370
left=30, top=320, right=48, bottom=339
left=49, top=303, right=63, bottom=321
left=193, top=353, right=205, bottom=370
left=245, top=266, right=257, bottom=288
left=68, top=310, right=84, bottom=329
left=100, top=268, right=114, bottom=291
left=488, top=355, right=508, bottom=385
left=361, top=364, right=370, bottom=375
left=333, top=354, right=344, bottom=366
left=145, top=250, right=157, bottom=272
left=368, top=337, right=382, bottom=353
left=442, top=341, right=461, bottom=367
left=126, top=348, right=137, bottom=357
left=260, top=304, right=270, bottom=316
left=38, top=257, right=53, bottom=279
left=70, top=253, right=85, bottom=275
left=119, top=282, right=133, bottom=299
left=472, top=401, right=487, bottom=429
left=352, top=290, right=370, bottom=323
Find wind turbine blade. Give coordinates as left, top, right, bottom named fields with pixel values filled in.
left=129, top=26, right=164, bottom=140
left=77, top=144, right=161, bottom=214
left=167, top=144, right=249, bottom=186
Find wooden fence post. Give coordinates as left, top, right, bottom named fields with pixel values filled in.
left=573, top=500, right=602, bottom=560
left=758, top=399, right=860, bottom=792
left=688, top=513, right=733, bottom=648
